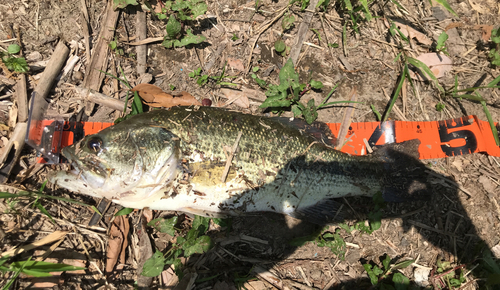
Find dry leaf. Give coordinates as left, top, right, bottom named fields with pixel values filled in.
left=384, top=19, right=432, bottom=45
left=479, top=175, right=497, bottom=192
left=409, top=53, right=453, bottom=81
left=106, top=215, right=130, bottom=274
left=451, top=159, right=463, bottom=171
left=445, top=22, right=464, bottom=31
left=131, top=84, right=201, bottom=107
left=220, top=88, right=250, bottom=108
left=227, top=58, right=245, bottom=72
left=473, top=25, right=494, bottom=41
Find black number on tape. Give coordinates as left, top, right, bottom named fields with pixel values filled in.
left=368, top=121, right=395, bottom=146
left=438, top=117, right=477, bottom=156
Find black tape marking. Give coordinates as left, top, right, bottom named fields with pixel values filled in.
left=438, top=116, right=478, bottom=157
left=368, top=121, right=395, bottom=146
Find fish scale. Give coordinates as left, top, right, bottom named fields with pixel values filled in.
left=50, top=106, right=431, bottom=224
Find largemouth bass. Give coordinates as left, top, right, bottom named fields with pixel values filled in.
left=50, top=106, right=430, bottom=224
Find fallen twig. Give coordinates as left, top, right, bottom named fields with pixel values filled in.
left=221, top=131, right=243, bottom=182
left=289, top=0, right=319, bottom=65
left=136, top=10, right=147, bottom=76
left=73, top=86, right=130, bottom=112
left=82, top=0, right=120, bottom=115
left=33, top=41, right=69, bottom=100
left=246, top=5, right=290, bottom=73
left=0, top=122, right=27, bottom=183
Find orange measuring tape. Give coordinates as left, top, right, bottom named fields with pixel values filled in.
left=29, top=115, right=500, bottom=162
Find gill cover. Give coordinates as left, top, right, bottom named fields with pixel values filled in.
left=53, top=125, right=180, bottom=205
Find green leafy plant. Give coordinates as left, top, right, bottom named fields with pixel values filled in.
left=436, top=31, right=449, bottom=55
left=274, top=39, right=289, bottom=56
left=100, top=67, right=144, bottom=122
left=254, top=58, right=358, bottom=124
left=189, top=63, right=237, bottom=87
left=289, top=227, right=347, bottom=259
left=157, top=0, right=207, bottom=48
left=113, top=0, right=138, bottom=9
left=480, top=249, right=500, bottom=286
left=108, top=37, right=124, bottom=56
left=0, top=256, right=86, bottom=288
left=435, top=102, right=445, bottom=112
left=432, top=259, right=466, bottom=289
left=141, top=215, right=213, bottom=278
left=489, top=28, right=500, bottom=66
left=1, top=44, right=28, bottom=73
left=289, top=192, right=385, bottom=260
left=363, top=254, right=414, bottom=288
left=281, top=14, right=295, bottom=31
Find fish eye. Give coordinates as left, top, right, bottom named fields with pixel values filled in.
left=87, top=137, right=103, bottom=152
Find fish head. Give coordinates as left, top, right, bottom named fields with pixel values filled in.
left=50, top=122, right=180, bottom=207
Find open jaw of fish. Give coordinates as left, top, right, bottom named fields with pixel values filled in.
left=49, top=106, right=431, bottom=225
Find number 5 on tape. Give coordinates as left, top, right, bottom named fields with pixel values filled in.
left=326, top=115, right=500, bottom=159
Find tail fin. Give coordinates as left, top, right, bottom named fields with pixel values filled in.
left=372, top=139, right=432, bottom=202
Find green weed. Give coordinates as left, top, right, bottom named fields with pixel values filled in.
left=274, top=39, right=290, bottom=56
left=363, top=254, right=414, bottom=288
left=100, top=67, right=144, bottom=122
left=0, top=187, right=88, bottom=288
left=113, top=0, right=138, bottom=9
left=114, top=0, right=206, bottom=48
left=108, top=37, right=124, bottom=56
left=141, top=215, right=213, bottom=278
left=0, top=256, right=85, bottom=289
left=281, top=14, right=295, bottom=31
left=189, top=63, right=238, bottom=87
left=155, top=0, right=207, bottom=48
left=253, top=58, right=358, bottom=124
left=436, top=31, right=449, bottom=55
left=432, top=259, right=466, bottom=289
left=289, top=192, right=385, bottom=259
left=1, top=44, right=28, bottom=73
left=489, top=28, right=500, bottom=67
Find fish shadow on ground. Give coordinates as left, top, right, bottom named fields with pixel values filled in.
left=211, top=149, right=485, bottom=289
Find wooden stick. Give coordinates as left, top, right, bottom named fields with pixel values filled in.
left=82, top=0, right=120, bottom=115
left=15, top=74, right=28, bottom=123
left=0, top=122, right=27, bottom=183
left=335, top=87, right=357, bottom=150
left=288, top=0, right=319, bottom=65
left=221, top=131, right=242, bottom=182
left=136, top=9, right=147, bottom=76
left=245, top=5, right=289, bottom=73
left=126, top=37, right=163, bottom=46
left=74, top=86, right=130, bottom=112
left=80, top=0, right=91, bottom=65
left=33, top=41, right=69, bottom=100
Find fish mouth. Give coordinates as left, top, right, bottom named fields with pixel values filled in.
left=61, top=146, right=109, bottom=185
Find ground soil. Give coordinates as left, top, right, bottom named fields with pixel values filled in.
left=0, top=0, right=499, bottom=289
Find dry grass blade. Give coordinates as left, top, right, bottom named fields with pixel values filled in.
left=1, top=231, right=68, bottom=258
left=335, top=87, right=357, bottom=150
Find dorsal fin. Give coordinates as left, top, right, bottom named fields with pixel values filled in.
left=269, top=117, right=337, bottom=147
